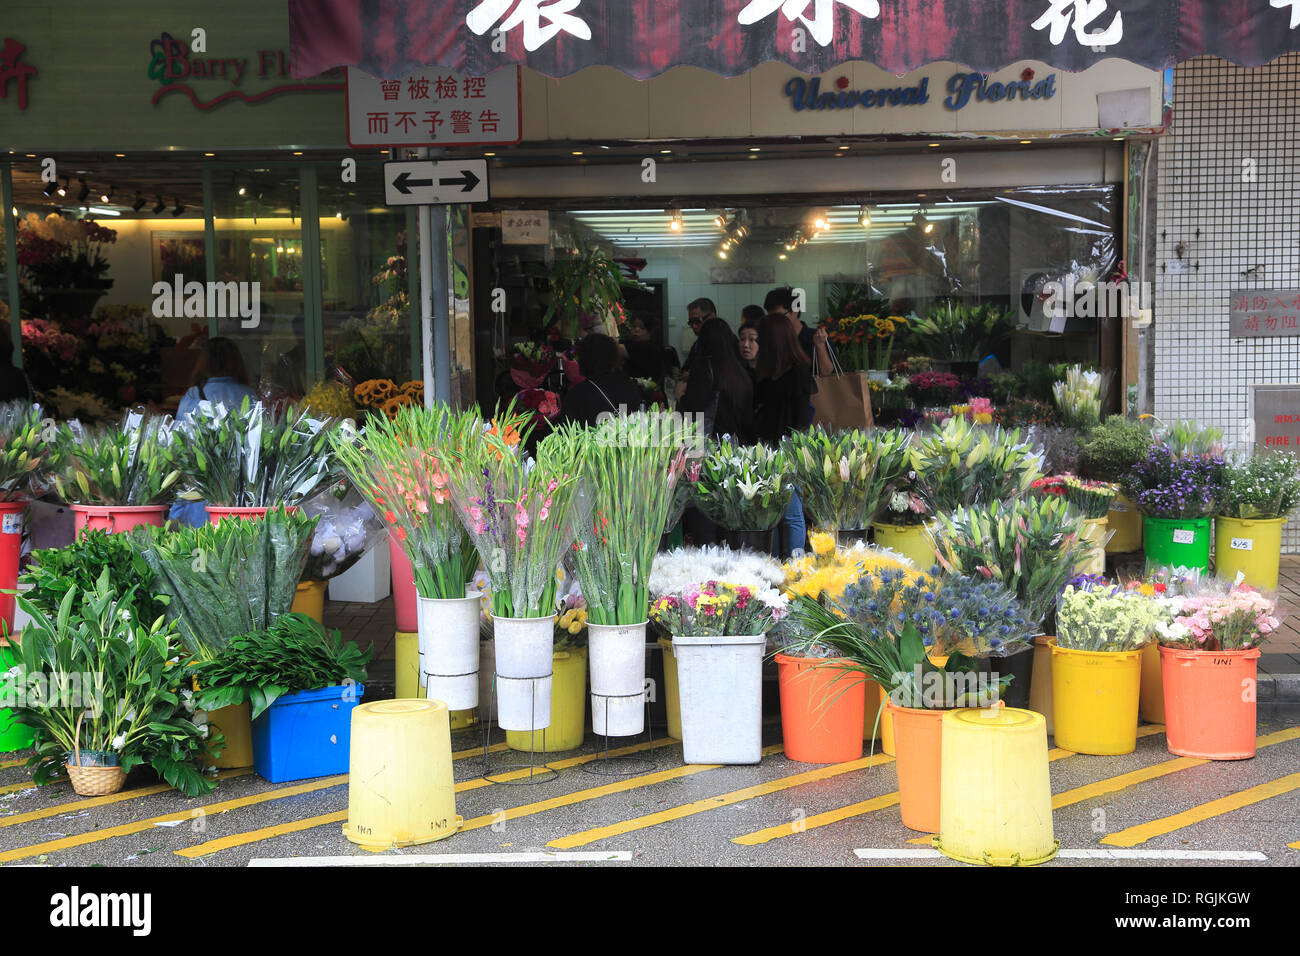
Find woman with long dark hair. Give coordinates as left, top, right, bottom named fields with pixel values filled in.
left=675, top=316, right=755, bottom=443
left=754, top=312, right=814, bottom=556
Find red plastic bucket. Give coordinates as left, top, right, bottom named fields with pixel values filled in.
left=1159, top=645, right=1261, bottom=760
left=206, top=505, right=299, bottom=525
left=0, top=500, right=24, bottom=634
left=389, top=531, right=418, bottom=633
left=72, top=504, right=168, bottom=536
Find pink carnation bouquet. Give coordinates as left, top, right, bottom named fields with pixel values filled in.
left=1162, top=585, right=1281, bottom=651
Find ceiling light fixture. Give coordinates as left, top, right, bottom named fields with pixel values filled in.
left=814, top=216, right=829, bottom=231
left=717, top=249, right=728, bottom=259
left=858, top=206, right=871, bottom=227
left=76, top=179, right=90, bottom=202
left=57, top=178, right=68, bottom=198
left=172, top=198, right=185, bottom=217
left=99, top=186, right=113, bottom=204
left=43, top=181, right=57, bottom=198
left=152, top=197, right=166, bottom=215
left=132, top=192, right=147, bottom=212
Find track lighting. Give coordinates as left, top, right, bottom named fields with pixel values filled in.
left=172, top=198, right=185, bottom=217
left=132, top=192, right=147, bottom=212
left=57, top=178, right=68, bottom=198
left=100, top=186, right=113, bottom=204
left=152, top=196, right=166, bottom=215
left=43, top=181, right=57, bottom=198
left=76, top=179, right=90, bottom=203
left=858, top=206, right=871, bottom=227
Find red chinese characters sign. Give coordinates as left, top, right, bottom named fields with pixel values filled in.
left=0, top=37, right=37, bottom=111
left=345, top=65, right=520, bottom=147
left=1229, top=290, right=1300, bottom=339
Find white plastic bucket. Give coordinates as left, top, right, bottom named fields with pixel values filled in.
left=493, top=615, right=555, bottom=732
left=588, top=621, right=648, bottom=737
left=672, top=634, right=767, bottom=764
left=416, top=593, right=482, bottom=711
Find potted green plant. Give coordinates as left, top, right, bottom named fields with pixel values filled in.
left=175, top=396, right=341, bottom=521
left=131, top=506, right=318, bottom=767
left=784, top=566, right=1036, bottom=832
left=648, top=546, right=787, bottom=764
left=557, top=411, right=692, bottom=738
left=783, top=427, right=911, bottom=543
left=540, top=231, right=642, bottom=339
left=4, top=573, right=218, bottom=796
left=694, top=439, right=793, bottom=551
left=1078, top=416, right=1154, bottom=553
left=192, top=612, right=370, bottom=783
left=1121, top=445, right=1225, bottom=572
left=49, top=412, right=183, bottom=534
left=1214, top=451, right=1300, bottom=589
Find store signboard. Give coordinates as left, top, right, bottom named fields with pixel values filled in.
left=346, top=66, right=520, bottom=147
left=501, top=210, right=549, bottom=244
left=1229, top=290, right=1300, bottom=339
left=1252, top=386, right=1300, bottom=452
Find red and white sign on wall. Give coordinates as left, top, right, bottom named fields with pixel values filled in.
left=345, top=64, right=520, bottom=147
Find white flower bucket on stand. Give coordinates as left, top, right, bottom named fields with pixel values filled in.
left=672, top=634, right=767, bottom=764
left=416, top=592, right=482, bottom=710
left=493, top=615, right=555, bottom=732
left=588, top=621, right=648, bottom=737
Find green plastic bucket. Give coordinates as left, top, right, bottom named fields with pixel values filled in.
left=1142, top=516, right=1211, bottom=571
left=0, top=643, right=34, bottom=753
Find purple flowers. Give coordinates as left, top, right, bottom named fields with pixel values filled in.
left=1123, top=445, right=1225, bottom=519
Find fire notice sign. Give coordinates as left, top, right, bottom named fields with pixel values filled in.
left=1252, top=385, right=1300, bottom=452
left=1229, top=290, right=1300, bottom=338
left=346, top=65, right=521, bottom=148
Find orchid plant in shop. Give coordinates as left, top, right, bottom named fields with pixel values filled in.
left=49, top=411, right=183, bottom=507
left=176, top=396, right=342, bottom=508
left=783, top=427, right=911, bottom=534
left=554, top=411, right=694, bottom=626
left=910, top=416, right=1044, bottom=515
left=0, top=400, right=48, bottom=501
left=933, top=496, right=1092, bottom=628
left=1055, top=582, right=1173, bottom=652
left=446, top=428, right=587, bottom=619
left=694, top=439, right=793, bottom=532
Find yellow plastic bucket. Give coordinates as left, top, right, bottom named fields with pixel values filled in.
left=208, top=702, right=254, bottom=768
left=1214, top=516, right=1284, bottom=590
left=344, top=699, right=461, bottom=850
left=1138, top=641, right=1166, bottom=723
left=878, top=684, right=896, bottom=756
left=506, top=648, right=587, bottom=752
left=290, top=580, right=327, bottom=624
left=1027, top=636, right=1056, bottom=734
left=1051, top=645, right=1143, bottom=755
left=658, top=637, right=683, bottom=740
left=935, top=707, right=1058, bottom=866
left=395, top=630, right=420, bottom=699
left=1078, top=518, right=1108, bottom=576
left=1105, top=493, right=1142, bottom=553
left=871, top=522, right=937, bottom=571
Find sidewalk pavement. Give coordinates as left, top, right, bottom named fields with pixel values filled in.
left=322, top=554, right=1300, bottom=705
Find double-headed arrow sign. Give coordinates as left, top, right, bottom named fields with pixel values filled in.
left=384, top=160, right=489, bottom=206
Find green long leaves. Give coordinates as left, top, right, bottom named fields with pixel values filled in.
left=695, top=439, right=792, bottom=532
left=910, top=416, right=1044, bottom=514
left=908, top=300, right=1016, bottom=363
left=0, top=400, right=47, bottom=501
left=50, top=412, right=182, bottom=506
left=175, top=397, right=341, bottom=508
left=130, top=507, right=318, bottom=661
left=784, top=427, right=911, bottom=533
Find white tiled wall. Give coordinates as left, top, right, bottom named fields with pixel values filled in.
left=1155, top=56, right=1300, bottom=553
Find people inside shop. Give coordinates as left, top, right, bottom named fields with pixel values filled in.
left=753, top=312, right=813, bottom=557
left=741, top=304, right=765, bottom=325
left=559, top=332, right=644, bottom=428
left=619, top=314, right=679, bottom=385
left=737, top=319, right=759, bottom=372
left=171, top=337, right=258, bottom=527
left=676, top=316, right=754, bottom=443
left=0, top=321, right=32, bottom=402
left=764, top=286, right=833, bottom=373
left=680, top=297, right=720, bottom=376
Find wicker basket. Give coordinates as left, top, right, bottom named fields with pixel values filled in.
left=64, top=712, right=126, bottom=797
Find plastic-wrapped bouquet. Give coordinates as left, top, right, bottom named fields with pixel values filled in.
left=881, top=468, right=930, bottom=527
left=1052, top=364, right=1107, bottom=430
left=300, top=484, right=387, bottom=581
left=783, top=427, right=911, bottom=533
left=50, top=410, right=183, bottom=506
left=910, top=416, right=1044, bottom=514
left=694, top=439, right=792, bottom=532
left=1122, top=445, right=1225, bottom=519
left=1161, top=583, right=1280, bottom=651
left=1055, top=582, right=1172, bottom=652
left=781, top=541, right=915, bottom=605
left=649, top=545, right=787, bottom=637
left=0, top=400, right=50, bottom=501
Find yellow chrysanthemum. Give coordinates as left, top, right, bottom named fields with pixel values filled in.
left=809, top=531, right=835, bottom=556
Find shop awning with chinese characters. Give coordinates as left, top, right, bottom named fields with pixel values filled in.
left=289, top=0, right=1300, bottom=80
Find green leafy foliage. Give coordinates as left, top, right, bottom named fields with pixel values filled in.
left=19, top=529, right=169, bottom=623
left=540, top=232, right=640, bottom=338
left=909, top=416, right=1044, bottom=514
left=49, top=413, right=182, bottom=506
left=1077, top=417, right=1155, bottom=483
left=908, top=300, right=1016, bottom=363
left=191, top=613, right=371, bottom=720
left=130, top=507, right=318, bottom=660
left=3, top=572, right=218, bottom=796
left=0, top=400, right=48, bottom=501
left=783, top=427, right=912, bottom=532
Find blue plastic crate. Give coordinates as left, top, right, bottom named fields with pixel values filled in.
left=251, top=683, right=364, bottom=783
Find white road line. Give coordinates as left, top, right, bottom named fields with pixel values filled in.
left=248, top=851, right=633, bottom=866
left=854, top=848, right=1268, bottom=862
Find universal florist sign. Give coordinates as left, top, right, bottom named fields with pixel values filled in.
left=783, top=68, right=1057, bottom=112
left=289, top=0, right=1300, bottom=81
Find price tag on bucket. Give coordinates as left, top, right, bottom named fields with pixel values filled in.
left=1230, top=537, right=1254, bottom=551
left=1172, top=529, right=1195, bottom=544
left=1, top=513, right=20, bottom=535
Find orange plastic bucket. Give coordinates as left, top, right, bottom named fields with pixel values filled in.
left=1139, top=642, right=1165, bottom=723
left=72, top=504, right=167, bottom=535
left=888, top=702, right=946, bottom=833
left=775, top=653, right=865, bottom=764
left=1159, top=646, right=1261, bottom=760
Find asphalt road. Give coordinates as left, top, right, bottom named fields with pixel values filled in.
left=2, top=707, right=1299, bottom=868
